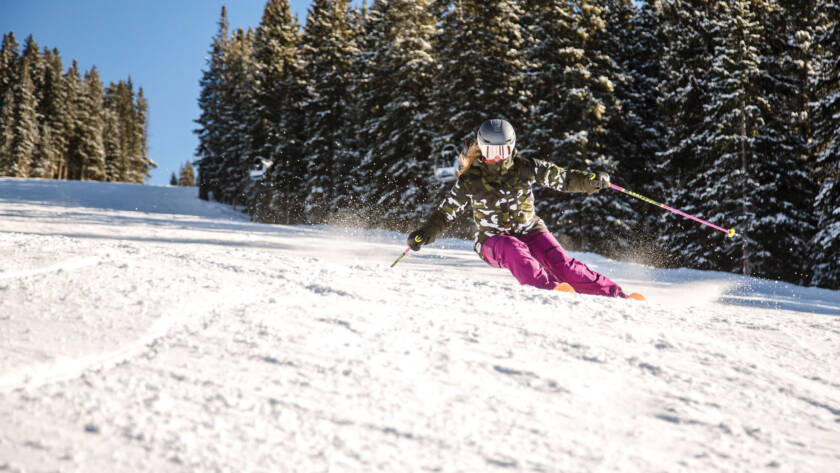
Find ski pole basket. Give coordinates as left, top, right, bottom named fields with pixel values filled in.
left=433, top=144, right=460, bottom=183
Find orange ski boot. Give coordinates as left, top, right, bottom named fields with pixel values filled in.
left=627, top=292, right=646, bottom=301
left=554, top=282, right=576, bottom=294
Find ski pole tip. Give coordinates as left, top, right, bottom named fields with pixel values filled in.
left=728, top=228, right=736, bottom=238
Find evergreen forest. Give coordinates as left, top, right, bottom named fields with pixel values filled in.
left=0, top=32, right=155, bottom=183
left=194, top=0, right=840, bottom=289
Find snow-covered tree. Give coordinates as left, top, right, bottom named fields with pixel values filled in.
left=131, top=87, right=155, bottom=183
left=810, top=0, right=840, bottom=288
left=30, top=119, right=58, bottom=178
left=195, top=7, right=231, bottom=201
left=0, top=33, right=19, bottom=109
left=215, top=27, right=258, bottom=208
left=251, top=0, right=308, bottom=224
left=179, top=160, right=195, bottom=186
left=34, top=48, right=70, bottom=179
left=747, top=0, right=818, bottom=283
left=20, top=36, right=45, bottom=107
left=657, top=1, right=766, bottom=274
left=353, top=0, right=440, bottom=229
left=4, top=62, right=40, bottom=177
left=59, top=60, right=83, bottom=180
left=102, top=106, right=121, bottom=181
left=103, top=82, right=129, bottom=181
left=300, top=0, right=359, bottom=223
left=74, top=67, right=107, bottom=181
left=597, top=0, right=669, bottom=259
left=0, top=88, right=16, bottom=175
left=331, top=4, right=370, bottom=217
left=522, top=0, right=633, bottom=254
left=432, top=0, right=528, bottom=150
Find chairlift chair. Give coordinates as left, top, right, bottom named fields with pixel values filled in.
left=433, top=144, right=460, bottom=183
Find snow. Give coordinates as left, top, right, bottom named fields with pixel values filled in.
left=1, top=177, right=839, bottom=473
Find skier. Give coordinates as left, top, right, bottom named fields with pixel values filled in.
left=407, top=118, right=644, bottom=300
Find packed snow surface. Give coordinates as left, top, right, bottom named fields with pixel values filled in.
left=1, top=177, right=839, bottom=473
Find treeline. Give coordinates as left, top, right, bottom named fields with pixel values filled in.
left=194, top=0, right=839, bottom=289
left=170, top=160, right=196, bottom=186
left=0, top=32, right=155, bottom=183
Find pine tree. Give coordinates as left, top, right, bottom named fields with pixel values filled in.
left=195, top=7, right=230, bottom=201
left=0, top=33, right=20, bottom=172
left=654, top=0, right=817, bottom=283
left=36, top=48, right=69, bottom=179
left=657, top=1, right=714, bottom=267
left=749, top=0, right=818, bottom=283
left=102, top=79, right=156, bottom=184
left=657, top=0, right=769, bottom=275
left=131, top=86, right=155, bottom=183
left=74, top=67, right=107, bottom=181
left=170, top=172, right=178, bottom=186
left=598, top=0, right=669, bottom=260
left=353, top=0, right=440, bottom=228
left=62, top=60, right=83, bottom=179
left=810, top=0, right=840, bottom=288
left=300, top=0, right=359, bottom=222
left=0, top=87, right=16, bottom=174
left=432, top=0, right=528, bottom=149
left=0, top=33, right=19, bottom=108
left=103, top=82, right=126, bottom=181
left=523, top=0, right=631, bottom=254
left=20, top=35, right=45, bottom=108
left=179, top=160, right=195, bottom=186
left=4, top=61, right=40, bottom=177
left=102, top=106, right=121, bottom=181
left=13, top=36, right=54, bottom=179
left=250, top=0, right=308, bottom=223
left=215, top=27, right=257, bottom=208
left=331, top=3, right=369, bottom=218
left=29, top=123, right=56, bottom=178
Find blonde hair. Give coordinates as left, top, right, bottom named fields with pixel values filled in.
left=457, top=142, right=482, bottom=178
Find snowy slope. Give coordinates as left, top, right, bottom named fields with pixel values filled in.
left=1, top=177, right=838, bottom=473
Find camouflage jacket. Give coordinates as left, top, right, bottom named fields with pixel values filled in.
left=420, top=156, right=595, bottom=252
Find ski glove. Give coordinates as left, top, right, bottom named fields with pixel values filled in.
left=407, top=230, right=427, bottom=251
left=583, top=172, right=610, bottom=194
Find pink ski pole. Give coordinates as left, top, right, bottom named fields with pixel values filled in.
left=390, top=247, right=411, bottom=268
left=608, top=182, right=736, bottom=238
left=390, top=234, right=424, bottom=267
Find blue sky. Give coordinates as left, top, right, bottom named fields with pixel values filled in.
left=2, top=0, right=313, bottom=186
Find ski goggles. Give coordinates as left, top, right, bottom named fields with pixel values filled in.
left=480, top=145, right=513, bottom=163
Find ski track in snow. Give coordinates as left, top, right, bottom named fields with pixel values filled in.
left=0, top=178, right=839, bottom=473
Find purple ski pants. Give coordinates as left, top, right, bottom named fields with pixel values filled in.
left=480, top=229, right=627, bottom=298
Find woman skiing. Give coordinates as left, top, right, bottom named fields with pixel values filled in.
left=407, top=118, right=644, bottom=300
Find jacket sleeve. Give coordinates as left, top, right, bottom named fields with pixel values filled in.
left=533, top=159, right=595, bottom=193
left=419, top=178, right=471, bottom=243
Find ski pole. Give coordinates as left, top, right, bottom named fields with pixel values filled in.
left=607, top=181, right=736, bottom=238
left=390, top=233, right=425, bottom=267
left=390, top=248, right=411, bottom=268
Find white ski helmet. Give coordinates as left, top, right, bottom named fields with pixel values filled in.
left=476, top=118, right=516, bottom=163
